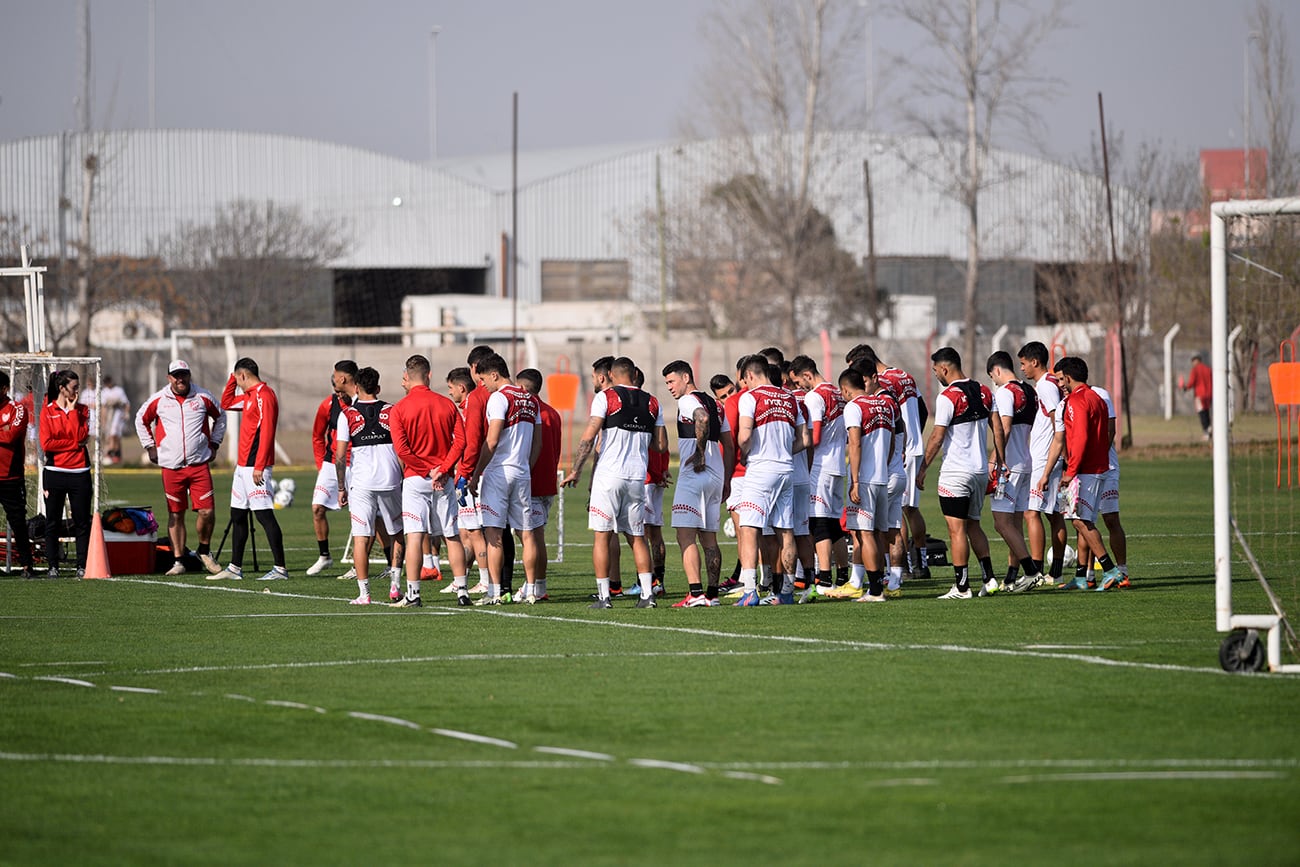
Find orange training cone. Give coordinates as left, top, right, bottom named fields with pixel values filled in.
left=83, top=513, right=112, bottom=580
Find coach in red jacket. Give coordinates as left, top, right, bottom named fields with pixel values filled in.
left=40, top=369, right=91, bottom=578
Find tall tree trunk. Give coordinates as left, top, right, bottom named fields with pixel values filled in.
left=961, top=0, right=980, bottom=369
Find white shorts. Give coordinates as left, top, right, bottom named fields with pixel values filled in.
left=231, top=466, right=275, bottom=511
left=1099, top=467, right=1120, bottom=515
left=402, top=475, right=458, bottom=537
left=589, top=476, right=645, bottom=535
left=991, top=470, right=1032, bottom=514
left=644, top=483, right=665, bottom=526
left=792, top=481, right=811, bottom=537
left=348, top=486, right=402, bottom=537
left=458, top=488, right=483, bottom=531
left=312, top=463, right=349, bottom=509
left=725, top=474, right=746, bottom=512
left=478, top=468, right=530, bottom=530
left=1063, top=473, right=1103, bottom=524
left=671, top=467, right=723, bottom=532
left=886, top=472, right=906, bottom=530
left=736, top=468, right=792, bottom=531
left=809, top=472, right=844, bottom=519
left=1028, top=460, right=1064, bottom=514
left=937, top=471, right=987, bottom=522
left=845, top=481, right=889, bottom=532
left=903, top=453, right=923, bottom=509
left=524, top=495, right=554, bottom=531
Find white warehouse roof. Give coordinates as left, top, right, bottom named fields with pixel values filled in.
left=0, top=129, right=1146, bottom=305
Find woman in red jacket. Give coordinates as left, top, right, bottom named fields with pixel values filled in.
left=40, top=369, right=91, bottom=578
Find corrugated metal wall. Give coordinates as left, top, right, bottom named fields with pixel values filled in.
left=0, top=129, right=1148, bottom=307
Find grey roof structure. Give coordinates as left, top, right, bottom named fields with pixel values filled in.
left=0, top=129, right=1146, bottom=306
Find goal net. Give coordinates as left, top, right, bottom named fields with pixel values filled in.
left=1210, top=197, right=1300, bottom=672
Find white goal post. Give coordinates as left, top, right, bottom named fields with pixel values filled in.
left=1210, top=196, right=1300, bottom=673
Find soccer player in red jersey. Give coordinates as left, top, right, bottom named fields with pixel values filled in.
left=514, top=368, right=561, bottom=603
left=306, top=360, right=357, bottom=576
left=0, top=370, right=35, bottom=577
left=215, top=358, right=288, bottom=581
left=388, top=355, right=468, bottom=608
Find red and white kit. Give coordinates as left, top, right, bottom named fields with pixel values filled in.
left=735, top=384, right=800, bottom=531
left=312, top=393, right=352, bottom=509
left=1091, top=385, right=1120, bottom=515
left=480, top=384, right=540, bottom=530
left=220, top=376, right=278, bottom=510
left=934, top=378, right=993, bottom=520
left=878, top=366, right=925, bottom=508
left=844, top=391, right=896, bottom=532
left=136, top=383, right=226, bottom=512
left=991, top=379, right=1037, bottom=514
left=670, top=390, right=728, bottom=532
left=390, top=384, right=465, bottom=537
left=456, top=386, right=489, bottom=531
left=1028, top=373, right=1064, bottom=514
left=804, top=381, right=847, bottom=519
left=1057, top=383, right=1111, bottom=524
left=525, top=399, right=562, bottom=531
left=338, top=399, right=402, bottom=538
left=588, top=385, right=663, bottom=535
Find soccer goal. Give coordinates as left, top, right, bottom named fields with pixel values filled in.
left=1210, top=196, right=1300, bottom=673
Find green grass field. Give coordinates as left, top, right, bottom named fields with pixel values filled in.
left=2, top=454, right=1298, bottom=865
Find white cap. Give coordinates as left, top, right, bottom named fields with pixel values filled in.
left=167, top=359, right=191, bottom=375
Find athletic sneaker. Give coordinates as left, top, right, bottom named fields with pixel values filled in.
left=474, top=596, right=503, bottom=606
left=420, top=565, right=442, bottom=581
left=759, top=593, right=782, bottom=605
left=468, top=582, right=489, bottom=595
left=734, top=590, right=760, bottom=607
left=257, top=568, right=289, bottom=581
left=672, top=594, right=698, bottom=608
left=1097, top=568, right=1123, bottom=592
left=165, top=561, right=187, bottom=576
left=589, top=597, right=613, bottom=610
left=590, top=588, right=627, bottom=600
left=349, top=595, right=370, bottom=606
left=1117, top=576, right=1131, bottom=589
left=1058, top=576, right=1089, bottom=591
left=1086, top=577, right=1097, bottom=590
left=796, top=585, right=819, bottom=604
left=1010, top=573, right=1041, bottom=593
left=718, top=577, right=742, bottom=593
left=305, top=555, right=333, bottom=576
left=825, top=584, right=862, bottom=600
left=883, top=587, right=904, bottom=600
left=76, top=568, right=85, bottom=579
left=390, top=595, right=423, bottom=608
left=937, top=585, right=972, bottom=600
left=389, top=583, right=402, bottom=601
left=855, top=592, right=887, bottom=603
left=652, top=580, right=665, bottom=598
left=634, top=596, right=657, bottom=609
left=456, top=594, right=473, bottom=607
left=47, top=567, right=59, bottom=579
left=977, top=578, right=1000, bottom=598
left=198, top=553, right=222, bottom=575
left=440, top=581, right=461, bottom=594
left=336, top=567, right=357, bottom=581
left=209, top=567, right=242, bottom=581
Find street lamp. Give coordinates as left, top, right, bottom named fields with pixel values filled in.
left=429, top=26, right=442, bottom=161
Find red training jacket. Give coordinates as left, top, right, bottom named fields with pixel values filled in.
left=390, top=384, right=465, bottom=480
left=221, top=376, right=279, bottom=473
left=456, top=385, right=489, bottom=480
left=40, top=401, right=91, bottom=470
left=1061, top=383, right=1110, bottom=477
left=0, top=397, right=29, bottom=480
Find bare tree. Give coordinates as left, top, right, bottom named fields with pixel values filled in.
left=885, top=0, right=1067, bottom=366
left=1249, top=0, right=1298, bottom=197
left=684, top=0, right=865, bottom=349
left=154, top=200, right=351, bottom=331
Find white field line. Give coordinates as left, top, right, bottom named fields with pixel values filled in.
left=700, top=757, right=1300, bottom=771
left=627, top=758, right=706, bottom=775
left=75, top=573, right=1300, bottom=680
left=0, top=752, right=606, bottom=771
left=430, top=729, right=517, bottom=749
left=464, top=607, right=1300, bottom=679
left=1000, top=770, right=1288, bottom=783
left=109, top=686, right=162, bottom=694
left=102, top=577, right=343, bottom=604
left=533, top=746, right=614, bottom=761
left=32, top=676, right=96, bottom=687
left=347, top=712, right=422, bottom=730
left=17, top=660, right=108, bottom=667
left=264, top=700, right=327, bottom=714
left=71, top=647, right=844, bottom=678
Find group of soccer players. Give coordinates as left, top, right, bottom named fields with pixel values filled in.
left=303, top=347, right=563, bottom=607
left=166, top=338, right=1126, bottom=610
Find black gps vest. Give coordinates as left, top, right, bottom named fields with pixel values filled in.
left=676, top=391, right=722, bottom=442
left=349, top=400, right=392, bottom=448
left=603, top=385, right=657, bottom=434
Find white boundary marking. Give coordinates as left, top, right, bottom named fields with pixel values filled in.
left=430, top=729, right=518, bottom=750
left=628, top=758, right=706, bottom=775
left=1001, top=771, right=1288, bottom=783
left=347, top=712, right=422, bottom=731
left=18, top=660, right=108, bottom=667
left=533, top=746, right=614, bottom=761
left=109, top=686, right=162, bottom=694
left=700, top=757, right=1299, bottom=771
left=32, top=676, right=96, bottom=687
left=264, top=700, right=327, bottom=714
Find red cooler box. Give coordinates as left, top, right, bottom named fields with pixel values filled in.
left=104, top=529, right=158, bottom=575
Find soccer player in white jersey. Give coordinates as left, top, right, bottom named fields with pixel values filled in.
left=986, top=352, right=1045, bottom=592
left=632, top=366, right=670, bottom=596
left=776, top=361, right=817, bottom=604
left=848, top=344, right=930, bottom=581
left=1018, top=341, right=1068, bottom=583
left=733, top=355, right=807, bottom=607
left=335, top=367, right=402, bottom=605
left=917, top=347, right=1005, bottom=600
left=789, top=355, right=850, bottom=595
left=840, top=366, right=897, bottom=602
left=663, top=360, right=733, bottom=607
left=469, top=353, right=542, bottom=605
left=562, top=356, right=668, bottom=609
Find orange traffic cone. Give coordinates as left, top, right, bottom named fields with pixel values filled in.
left=83, top=513, right=112, bottom=580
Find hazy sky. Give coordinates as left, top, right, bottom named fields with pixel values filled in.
left=0, top=0, right=1295, bottom=168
